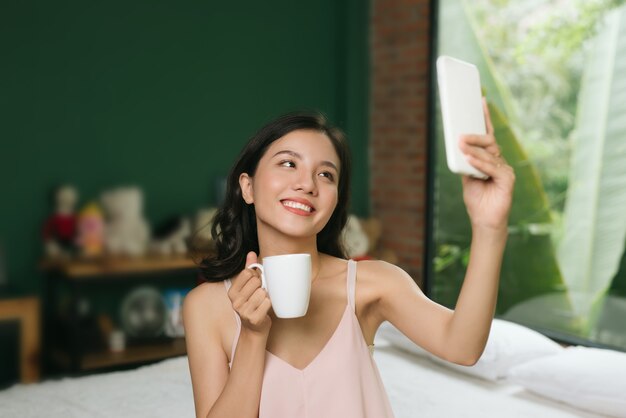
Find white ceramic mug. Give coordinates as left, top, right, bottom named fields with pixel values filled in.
left=248, top=253, right=312, bottom=318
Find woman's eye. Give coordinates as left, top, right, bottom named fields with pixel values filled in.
left=319, top=171, right=335, bottom=181
left=280, top=160, right=295, bottom=168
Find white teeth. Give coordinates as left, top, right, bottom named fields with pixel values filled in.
left=282, top=200, right=313, bottom=212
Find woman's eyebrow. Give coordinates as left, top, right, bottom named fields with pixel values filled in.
left=320, top=160, right=339, bottom=172
left=272, top=150, right=339, bottom=172
left=272, top=150, right=302, bottom=160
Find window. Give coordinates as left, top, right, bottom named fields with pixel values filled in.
left=429, top=0, right=626, bottom=350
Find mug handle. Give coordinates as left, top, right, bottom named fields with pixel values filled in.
left=247, top=263, right=267, bottom=289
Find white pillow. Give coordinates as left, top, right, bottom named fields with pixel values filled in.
left=507, top=346, right=626, bottom=418
left=376, top=318, right=564, bottom=381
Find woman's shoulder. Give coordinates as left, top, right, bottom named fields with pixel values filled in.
left=354, top=258, right=410, bottom=282
left=183, top=280, right=239, bottom=377
left=184, top=280, right=232, bottom=321
left=353, top=259, right=416, bottom=298
left=186, top=279, right=226, bottom=302
left=183, top=280, right=236, bottom=354
left=321, top=256, right=410, bottom=286
left=320, top=255, right=412, bottom=293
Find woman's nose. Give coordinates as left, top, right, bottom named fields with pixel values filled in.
left=293, top=172, right=318, bottom=195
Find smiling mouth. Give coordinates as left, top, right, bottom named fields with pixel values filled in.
left=281, top=200, right=315, bottom=213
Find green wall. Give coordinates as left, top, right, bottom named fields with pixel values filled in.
left=0, top=0, right=369, bottom=295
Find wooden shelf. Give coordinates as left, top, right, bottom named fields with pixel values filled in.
left=81, top=338, right=187, bottom=371
left=41, top=254, right=202, bottom=279
left=42, top=254, right=202, bottom=373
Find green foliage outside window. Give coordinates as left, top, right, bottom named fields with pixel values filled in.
left=432, top=0, right=626, bottom=349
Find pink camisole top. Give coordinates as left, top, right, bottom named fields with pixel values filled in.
left=224, top=259, right=395, bottom=418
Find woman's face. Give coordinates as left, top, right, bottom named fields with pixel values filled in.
left=240, top=129, right=340, bottom=241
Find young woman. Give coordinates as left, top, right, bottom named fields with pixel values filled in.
left=184, top=107, right=515, bottom=418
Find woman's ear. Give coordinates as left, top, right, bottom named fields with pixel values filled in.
left=239, top=173, right=254, bottom=204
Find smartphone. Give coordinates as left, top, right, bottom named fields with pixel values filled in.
left=436, top=55, right=489, bottom=179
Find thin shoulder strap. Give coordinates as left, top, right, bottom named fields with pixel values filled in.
left=346, top=259, right=357, bottom=312
left=223, top=279, right=241, bottom=328
left=223, top=279, right=241, bottom=366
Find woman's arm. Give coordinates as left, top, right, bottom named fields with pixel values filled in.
left=184, top=283, right=229, bottom=417
left=184, top=253, right=272, bottom=418
left=373, top=100, right=514, bottom=365
left=443, top=226, right=507, bottom=363
left=371, top=227, right=506, bottom=365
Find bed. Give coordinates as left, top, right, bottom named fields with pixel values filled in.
left=375, top=343, right=609, bottom=418
left=1, top=321, right=623, bottom=418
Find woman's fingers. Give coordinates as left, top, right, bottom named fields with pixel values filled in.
left=461, top=137, right=511, bottom=175
left=465, top=154, right=502, bottom=177
left=465, top=149, right=513, bottom=179
left=254, top=298, right=272, bottom=322
left=461, top=139, right=501, bottom=163
left=241, top=288, right=271, bottom=322
left=229, top=268, right=255, bottom=298
left=239, top=273, right=264, bottom=301
left=459, top=133, right=502, bottom=165
left=226, top=251, right=272, bottom=330
left=245, top=251, right=258, bottom=267
left=241, top=297, right=272, bottom=328
left=230, top=273, right=261, bottom=311
left=230, top=251, right=259, bottom=292
left=459, top=133, right=498, bottom=150
left=236, top=286, right=271, bottom=329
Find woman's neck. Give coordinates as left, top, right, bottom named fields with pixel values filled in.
left=257, top=236, right=319, bottom=260
left=256, top=228, right=322, bottom=281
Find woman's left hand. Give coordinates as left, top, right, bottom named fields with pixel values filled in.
left=459, top=98, right=515, bottom=231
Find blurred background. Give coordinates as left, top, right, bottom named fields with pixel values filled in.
left=0, top=0, right=371, bottom=386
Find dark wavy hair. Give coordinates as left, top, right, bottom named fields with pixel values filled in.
left=197, top=111, right=352, bottom=282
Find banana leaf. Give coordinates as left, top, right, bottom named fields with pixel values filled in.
left=556, top=5, right=626, bottom=318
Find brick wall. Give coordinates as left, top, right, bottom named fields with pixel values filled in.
left=370, top=0, right=432, bottom=287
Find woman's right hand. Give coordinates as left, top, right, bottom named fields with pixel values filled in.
left=227, top=251, right=272, bottom=335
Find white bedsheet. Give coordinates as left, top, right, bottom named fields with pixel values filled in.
left=374, top=341, right=609, bottom=418
left=0, top=342, right=610, bottom=417
left=0, top=357, right=195, bottom=418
